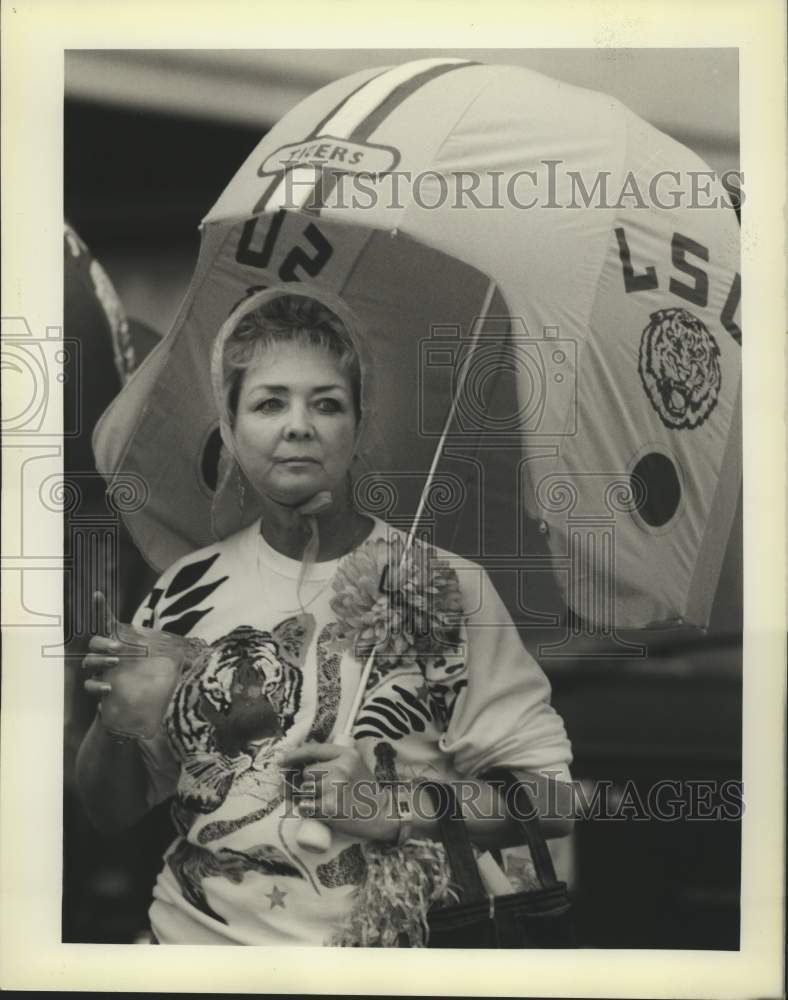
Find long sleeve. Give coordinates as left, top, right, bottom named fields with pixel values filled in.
left=128, top=567, right=184, bottom=809
left=438, top=563, right=572, bottom=781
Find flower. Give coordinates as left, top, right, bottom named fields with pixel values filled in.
left=330, top=534, right=464, bottom=669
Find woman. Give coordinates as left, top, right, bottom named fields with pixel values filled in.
left=77, top=288, right=573, bottom=946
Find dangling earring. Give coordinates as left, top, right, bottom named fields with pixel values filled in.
left=236, top=464, right=246, bottom=513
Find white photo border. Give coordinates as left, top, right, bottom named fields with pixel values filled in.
left=1, top=0, right=785, bottom=996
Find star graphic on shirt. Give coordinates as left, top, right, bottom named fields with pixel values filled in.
left=265, top=885, right=287, bottom=909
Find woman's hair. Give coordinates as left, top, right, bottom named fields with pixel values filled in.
left=222, top=293, right=362, bottom=424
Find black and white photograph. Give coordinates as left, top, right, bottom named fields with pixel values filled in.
left=1, top=3, right=785, bottom=996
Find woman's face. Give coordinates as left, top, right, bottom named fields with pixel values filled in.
left=232, top=341, right=358, bottom=506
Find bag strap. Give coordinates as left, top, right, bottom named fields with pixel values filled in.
left=429, top=782, right=487, bottom=903
left=482, top=767, right=560, bottom=889
left=431, top=769, right=560, bottom=903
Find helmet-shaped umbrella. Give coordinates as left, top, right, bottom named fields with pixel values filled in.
left=95, top=58, right=741, bottom=635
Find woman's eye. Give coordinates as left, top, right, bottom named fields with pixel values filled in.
left=314, top=398, right=343, bottom=414
left=255, top=398, right=284, bottom=413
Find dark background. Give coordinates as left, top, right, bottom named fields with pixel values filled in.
left=63, top=50, right=742, bottom=949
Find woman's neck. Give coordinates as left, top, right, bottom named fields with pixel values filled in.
left=258, top=494, right=373, bottom=562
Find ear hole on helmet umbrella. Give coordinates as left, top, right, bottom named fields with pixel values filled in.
left=630, top=452, right=682, bottom=528
left=201, top=426, right=223, bottom=492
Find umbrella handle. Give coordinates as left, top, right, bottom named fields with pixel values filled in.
left=294, top=732, right=355, bottom=854
left=294, top=817, right=334, bottom=854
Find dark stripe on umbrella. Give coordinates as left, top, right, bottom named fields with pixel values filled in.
left=354, top=60, right=478, bottom=140
left=256, top=61, right=477, bottom=216
left=254, top=68, right=389, bottom=215
left=310, top=60, right=478, bottom=215
left=309, top=67, right=391, bottom=138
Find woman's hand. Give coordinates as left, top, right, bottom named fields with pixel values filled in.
left=82, top=591, right=195, bottom=742
left=280, top=742, right=398, bottom=844
left=76, top=592, right=154, bottom=832
left=77, top=591, right=188, bottom=831
left=81, top=591, right=137, bottom=700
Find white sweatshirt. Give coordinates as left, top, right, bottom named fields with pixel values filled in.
left=133, top=516, right=572, bottom=945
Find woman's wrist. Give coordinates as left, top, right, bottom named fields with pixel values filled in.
left=95, top=704, right=138, bottom=748
left=77, top=712, right=151, bottom=833
left=407, top=780, right=440, bottom=841
left=378, top=780, right=440, bottom=846
left=373, top=786, right=402, bottom=845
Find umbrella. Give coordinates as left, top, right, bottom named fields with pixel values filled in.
left=94, top=57, right=741, bottom=635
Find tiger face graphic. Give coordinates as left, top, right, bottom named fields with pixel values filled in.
left=167, top=616, right=313, bottom=812
left=638, top=307, right=722, bottom=429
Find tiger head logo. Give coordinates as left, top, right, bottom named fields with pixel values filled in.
left=167, top=616, right=313, bottom=812
left=638, top=307, right=722, bottom=429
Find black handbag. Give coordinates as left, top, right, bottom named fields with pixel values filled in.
left=425, top=768, right=574, bottom=948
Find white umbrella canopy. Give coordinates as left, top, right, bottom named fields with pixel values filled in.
left=95, top=57, right=741, bottom=633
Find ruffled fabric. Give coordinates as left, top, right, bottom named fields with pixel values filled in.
left=330, top=839, right=459, bottom=948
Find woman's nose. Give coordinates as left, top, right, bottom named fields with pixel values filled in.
left=283, top=403, right=314, bottom=439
